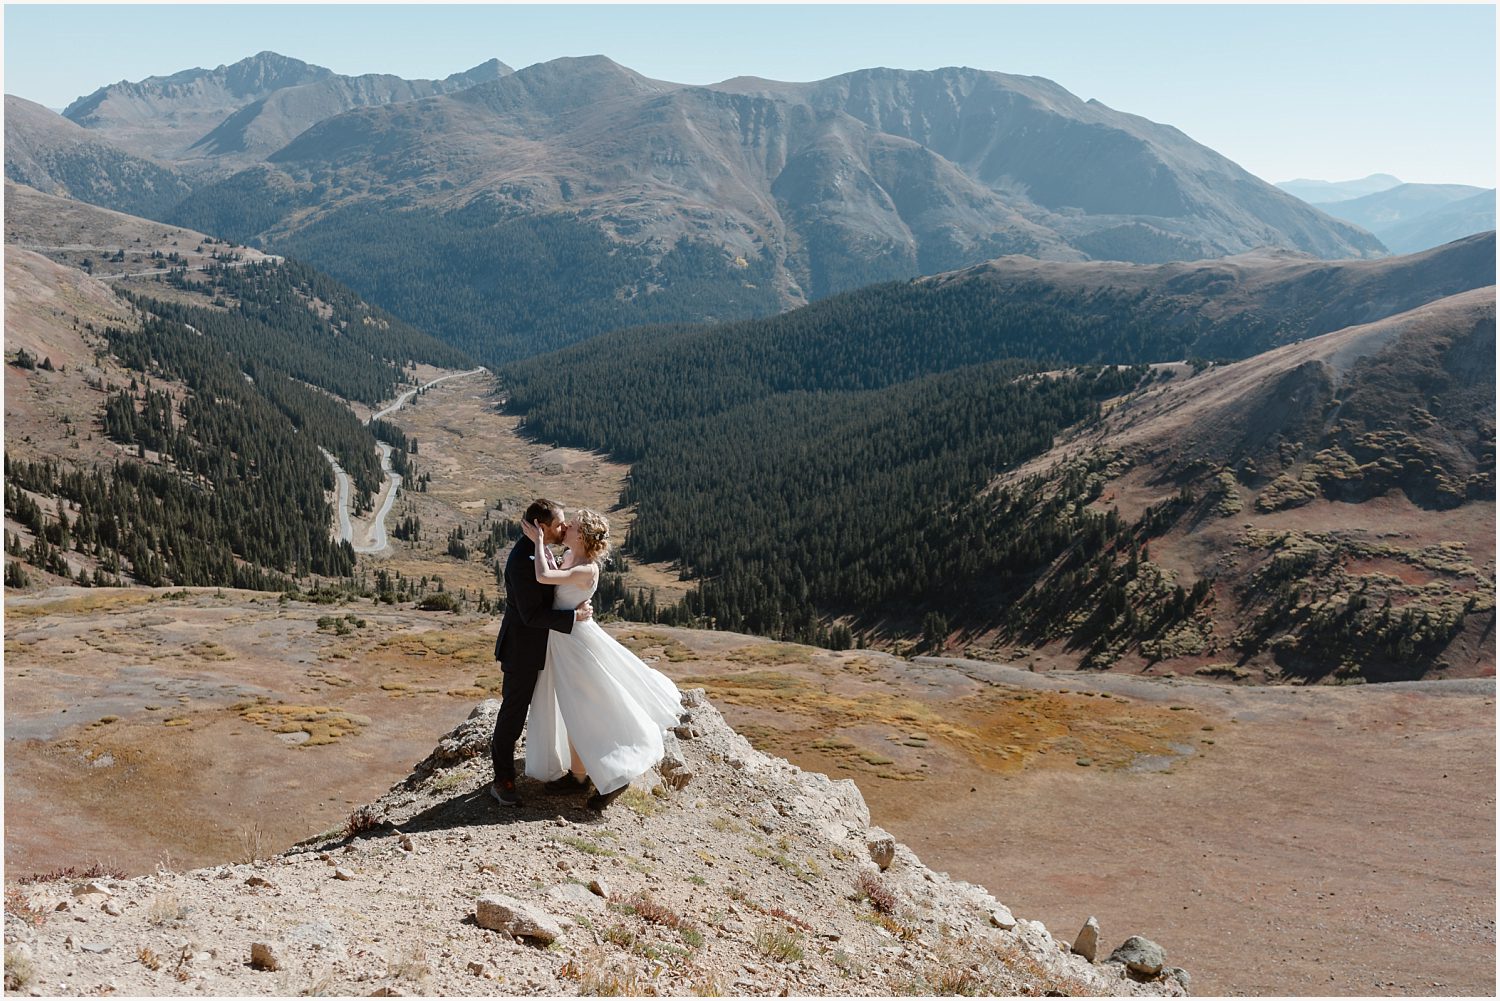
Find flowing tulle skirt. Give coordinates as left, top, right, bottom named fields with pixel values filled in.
left=525, top=619, right=682, bottom=794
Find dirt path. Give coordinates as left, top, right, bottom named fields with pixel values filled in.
left=323, top=368, right=489, bottom=553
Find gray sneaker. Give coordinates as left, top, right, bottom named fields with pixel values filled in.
left=489, top=778, right=522, bottom=808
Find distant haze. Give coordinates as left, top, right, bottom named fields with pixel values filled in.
left=3, top=4, right=1494, bottom=188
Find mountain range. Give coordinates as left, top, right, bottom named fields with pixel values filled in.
left=1274, top=174, right=1403, bottom=203
left=3, top=51, right=1494, bottom=681
left=61, top=50, right=513, bottom=172
left=1277, top=176, right=1495, bottom=254
left=10, top=51, right=1391, bottom=364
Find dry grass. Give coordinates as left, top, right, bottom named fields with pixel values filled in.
left=726, top=642, right=816, bottom=666
left=146, top=893, right=187, bottom=927
left=753, top=925, right=805, bottom=963
left=386, top=943, right=432, bottom=983
left=238, top=823, right=268, bottom=863
left=624, top=891, right=686, bottom=929
left=137, top=947, right=163, bottom=971
left=996, top=938, right=1102, bottom=997
left=17, top=862, right=126, bottom=885
left=619, top=787, right=663, bottom=816
left=232, top=698, right=371, bottom=746
left=4, top=946, right=35, bottom=992
left=559, top=947, right=654, bottom=996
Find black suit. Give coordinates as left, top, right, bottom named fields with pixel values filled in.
left=491, top=535, right=576, bottom=781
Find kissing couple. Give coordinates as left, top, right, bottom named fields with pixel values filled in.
left=488, top=498, right=682, bottom=811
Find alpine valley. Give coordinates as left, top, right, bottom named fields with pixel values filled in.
left=3, top=47, right=1494, bottom=999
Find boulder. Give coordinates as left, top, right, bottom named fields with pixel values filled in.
left=475, top=894, right=564, bottom=943
left=866, top=828, right=897, bottom=870
left=1108, top=935, right=1165, bottom=977
left=1071, top=916, right=1100, bottom=962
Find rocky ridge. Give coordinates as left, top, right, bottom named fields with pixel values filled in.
left=3, top=692, right=1187, bottom=996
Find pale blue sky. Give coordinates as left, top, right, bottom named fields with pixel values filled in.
left=4, top=2, right=1495, bottom=187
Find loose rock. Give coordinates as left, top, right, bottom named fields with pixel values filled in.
left=1072, top=916, right=1100, bottom=962
left=474, top=894, right=564, bottom=943
left=866, top=828, right=897, bottom=870
left=1108, top=935, right=1166, bottom=976
left=988, top=903, right=1017, bottom=930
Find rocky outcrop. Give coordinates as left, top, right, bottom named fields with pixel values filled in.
left=2, top=691, right=1188, bottom=996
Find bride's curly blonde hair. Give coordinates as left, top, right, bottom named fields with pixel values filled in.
left=572, top=508, right=611, bottom=564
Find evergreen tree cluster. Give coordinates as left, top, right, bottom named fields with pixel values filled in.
left=500, top=278, right=1211, bottom=461
left=131, top=258, right=472, bottom=406
left=5, top=255, right=467, bottom=591
left=5, top=456, right=316, bottom=589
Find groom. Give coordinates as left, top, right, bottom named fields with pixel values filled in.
left=489, top=498, right=592, bottom=807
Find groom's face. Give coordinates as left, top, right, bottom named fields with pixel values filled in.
left=543, top=510, right=568, bottom=545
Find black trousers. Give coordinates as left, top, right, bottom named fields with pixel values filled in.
left=491, top=667, right=540, bottom=782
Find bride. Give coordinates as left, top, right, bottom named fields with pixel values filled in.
left=522, top=509, right=682, bottom=808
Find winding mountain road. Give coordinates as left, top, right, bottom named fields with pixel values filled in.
left=327, top=368, right=487, bottom=554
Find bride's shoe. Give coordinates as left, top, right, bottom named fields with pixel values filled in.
left=545, top=773, right=589, bottom=793
left=586, top=784, right=627, bottom=812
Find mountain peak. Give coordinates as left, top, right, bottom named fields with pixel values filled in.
left=445, top=57, right=514, bottom=85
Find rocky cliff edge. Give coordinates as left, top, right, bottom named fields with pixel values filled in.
left=4, top=691, right=1189, bottom=996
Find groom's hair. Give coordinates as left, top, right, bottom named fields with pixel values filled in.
left=523, top=498, right=563, bottom=526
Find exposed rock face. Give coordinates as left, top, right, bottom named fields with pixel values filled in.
left=2, top=691, right=1187, bottom=996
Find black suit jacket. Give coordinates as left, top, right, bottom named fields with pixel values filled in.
left=493, top=535, right=576, bottom=673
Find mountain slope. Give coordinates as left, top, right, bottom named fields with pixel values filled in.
left=496, top=236, right=1494, bottom=677
left=1373, top=188, right=1497, bottom=254
left=167, top=56, right=1385, bottom=364
left=988, top=287, right=1494, bottom=682
left=4, top=183, right=473, bottom=592
left=3, top=96, right=192, bottom=219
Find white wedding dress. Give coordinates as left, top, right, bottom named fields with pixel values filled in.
left=525, top=578, right=683, bottom=794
